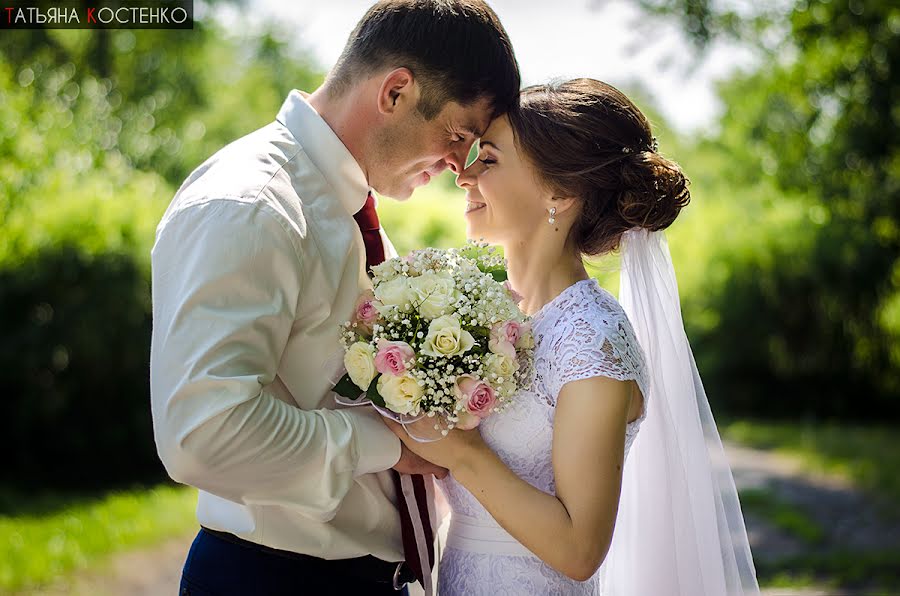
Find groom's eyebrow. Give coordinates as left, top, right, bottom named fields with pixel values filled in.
left=462, top=125, right=483, bottom=138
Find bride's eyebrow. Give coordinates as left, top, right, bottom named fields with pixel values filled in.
left=479, top=140, right=501, bottom=152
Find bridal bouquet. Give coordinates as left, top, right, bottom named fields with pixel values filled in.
left=334, top=243, right=534, bottom=434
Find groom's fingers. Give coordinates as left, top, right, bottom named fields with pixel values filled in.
left=393, top=443, right=449, bottom=478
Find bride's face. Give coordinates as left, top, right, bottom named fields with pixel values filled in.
left=456, top=116, right=550, bottom=245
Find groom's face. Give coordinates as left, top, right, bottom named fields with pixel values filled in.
left=371, top=95, right=494, bottom=200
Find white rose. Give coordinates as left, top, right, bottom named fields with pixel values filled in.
left=377, top=373, right=424, bottom=415
left=484, top=352, right=519, bottom=380
left=374, top=276, right=415, bottom=308
left=420, top=315, right=476, bottom=358
left=344, top=342, right=376, bottom=390
left=409, top=271, right=460, bottom=320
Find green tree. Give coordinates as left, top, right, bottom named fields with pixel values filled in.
left=635, top=0, right=900, bottom=416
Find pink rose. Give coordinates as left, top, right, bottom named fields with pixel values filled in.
left=503, top=281, right=524, bottom=305
left=374, top=339, right=415, bottom=376
left=454, top=375, right=497, bottom=428
left=489, top=321, right=522, bottom=359
left=353, top=291, right=380, bottom=335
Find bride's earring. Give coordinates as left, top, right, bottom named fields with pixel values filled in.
left=548, top=207, right=557, bottom=225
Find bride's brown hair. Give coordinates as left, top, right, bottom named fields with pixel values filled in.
left=507, top=79, right=690, bottom=256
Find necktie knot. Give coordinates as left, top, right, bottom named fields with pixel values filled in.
left=353, top=192, right=381, bottom=232
left=353, top=192, right=386, bottom=271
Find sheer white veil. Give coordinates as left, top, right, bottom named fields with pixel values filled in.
left=600, top=229, right=760, bottom=595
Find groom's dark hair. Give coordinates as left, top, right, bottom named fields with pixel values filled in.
left=328, top=0, right=520, bottom=119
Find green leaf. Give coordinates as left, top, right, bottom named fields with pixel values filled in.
left=366, top=376, right=386, bottom=408
left=333, top=373, right=365, bottom=399
left=490, top=269, right=508, bottom=283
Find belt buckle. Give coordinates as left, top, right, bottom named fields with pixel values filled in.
left=392, top=562, right=407, bottom=591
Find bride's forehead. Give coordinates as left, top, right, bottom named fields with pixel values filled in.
left=480, top=116, right=514, bottom=145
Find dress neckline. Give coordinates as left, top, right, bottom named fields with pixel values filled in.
left=530, top=278, right=598, bottom=321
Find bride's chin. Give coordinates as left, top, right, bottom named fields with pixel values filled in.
left=465, top=224, right=495, bottom=244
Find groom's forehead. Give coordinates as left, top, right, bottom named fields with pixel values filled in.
left=452, top=98, right=495, bottom=137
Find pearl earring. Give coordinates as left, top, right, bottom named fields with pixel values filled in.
left=548, top=207, right=557, bottom=225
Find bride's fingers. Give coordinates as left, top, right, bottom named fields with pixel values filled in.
left=383, top=417, right=404, bottom=434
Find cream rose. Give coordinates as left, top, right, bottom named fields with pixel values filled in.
left=344, top=341, right=376, bottom=390
left=516, top=328, right=535, bottom=350
left=409, top=271, right=460, bottom=320
left=420, top=315, right=475, bottom=358
left=374, top=276, right=415, bottom=308
left=377, top=372, right=424, bottom=415
left=484, top=352, right=519, bottom=380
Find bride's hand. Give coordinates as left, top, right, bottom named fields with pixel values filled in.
left=383, top=417, right=487, bottom=473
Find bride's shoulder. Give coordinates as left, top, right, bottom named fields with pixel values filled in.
left=555, top=279, right=631, bottom=332
left=540, top=279, right=647, bottom=398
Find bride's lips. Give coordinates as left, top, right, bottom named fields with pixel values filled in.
left=465, top=199, right=486, bottom=215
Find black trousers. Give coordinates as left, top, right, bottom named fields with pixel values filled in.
left=179, top=528, right=412, bottom=596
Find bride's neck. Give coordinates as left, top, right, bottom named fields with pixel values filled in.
left=504, top=238, right=588, bottom=316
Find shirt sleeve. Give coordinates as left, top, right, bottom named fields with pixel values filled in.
left=550, top=313, right=640, bottom=400
left=150, top=198, right=400, bottom=522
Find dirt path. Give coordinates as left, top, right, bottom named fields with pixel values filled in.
left=25, top=442, right=898, bottom=595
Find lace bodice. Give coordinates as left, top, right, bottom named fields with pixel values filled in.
left=438, top=279, right=649, bottom=595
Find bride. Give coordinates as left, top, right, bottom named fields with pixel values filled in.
left=387, top=78, right=760, bottom=595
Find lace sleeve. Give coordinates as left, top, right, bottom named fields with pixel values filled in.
left=547, top=312, right=646, bottom=402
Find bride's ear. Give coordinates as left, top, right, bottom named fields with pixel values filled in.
left=548, top=196, right=578, bottom=218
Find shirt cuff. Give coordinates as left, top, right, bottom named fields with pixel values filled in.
left=350, top=409, right=402, bottom=476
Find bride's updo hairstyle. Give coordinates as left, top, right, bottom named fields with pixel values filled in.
left=507, top=78, right=690, bottom=256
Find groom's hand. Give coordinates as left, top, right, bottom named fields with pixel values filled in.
left=393, top=443, right=449, bottom=479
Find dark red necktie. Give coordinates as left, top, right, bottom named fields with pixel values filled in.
left=353, top=192, right=435, bottom=591
left=353, top=192, right=386, bottom=272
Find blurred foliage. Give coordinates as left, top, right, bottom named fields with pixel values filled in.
left=0, top=247, right=158, bottom=487
left=0, top=20, right=321, bottom=190
left=634, top=0, right=900, bottom=417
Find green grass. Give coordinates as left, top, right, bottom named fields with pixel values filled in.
left=722, top=420, right=900, bottom=509
left=0, top=483, right=197, bottom=592
left=756, top=550, right=900, bottom=593
left=738, top=487, right=825, bottom=545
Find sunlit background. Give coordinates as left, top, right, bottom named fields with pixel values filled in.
left=1, top=1, right=898, bottom=594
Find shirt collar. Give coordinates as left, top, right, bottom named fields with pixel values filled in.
left=276, top=89, right=370, bottom=215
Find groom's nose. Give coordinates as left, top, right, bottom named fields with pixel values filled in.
left=444, top=144, right=471, bottom=174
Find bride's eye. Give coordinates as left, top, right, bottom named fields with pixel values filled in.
left=479, top=156, right=496, bottom=166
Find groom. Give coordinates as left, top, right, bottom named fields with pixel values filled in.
left=149, top=1, right=519, bottom=594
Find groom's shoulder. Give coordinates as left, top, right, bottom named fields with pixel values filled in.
left=159, top=122, right=310, bottom=229
left=175, top=122, right=296, bottom=204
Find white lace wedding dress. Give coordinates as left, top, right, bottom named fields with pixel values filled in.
left=438, top=279, right=650, bottom=596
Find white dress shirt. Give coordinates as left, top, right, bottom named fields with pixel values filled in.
left=150, top=90, right=404, bottom=562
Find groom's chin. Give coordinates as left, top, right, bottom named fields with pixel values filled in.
left=375, top=185, right=415, bottom=202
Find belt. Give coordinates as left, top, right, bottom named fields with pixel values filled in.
left=200, top=527, right=417, bottom=590
left=445, top=512, right=534, bottom=557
